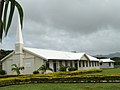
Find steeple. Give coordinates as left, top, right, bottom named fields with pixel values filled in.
left=16, top=15, right=23, bottom=44
left=15, top=15, right=23, bottom=54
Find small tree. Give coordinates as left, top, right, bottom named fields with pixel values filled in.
left=11, top=64, right=24, bottom=75
left=38, top=64, right=52, bottom=74
left=59, top=65, right=68, bottom=72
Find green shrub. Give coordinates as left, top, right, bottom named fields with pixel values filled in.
left=68, top=66, right=77, bottom=71
left=59, top=65, right=67, bottom=72
left=0, top=74, right=120, bottom=86
left=33, top=70, right=39, bottom=74
left=0, top=70, right=6, bottom=75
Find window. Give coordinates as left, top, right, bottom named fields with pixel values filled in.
left=79, top=61, right=81, bottom=67
left=100, top=62, right=102, bottom=65
left=109, top=62, right=111, bottom=67
left=97, top=62, right=99, bottom=66
left=86, top=61, right=88, bottom=67
left=95, top=61, right=97, bottom=66
left=74, top=61, right=78, bottom=69
left=65, top=61, right=68, bottom=66
left=46, top=61, right=49, bottom=68
left=70, top=61, right=73, bottom=67
left=89, top=61, right=91, bottom=67
left=92, top=62, right=94, bottom=67
left=83, top=61, right=85, bottom=67
left=59, top=61, right=62, bottom=66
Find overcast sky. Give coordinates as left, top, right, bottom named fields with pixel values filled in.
left=1, top=0, right=120, bottom=55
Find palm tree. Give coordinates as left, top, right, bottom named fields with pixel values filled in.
left=0, top=0, right=24, bottom=42
left=11, top=64, right=24, bottom=75
left=38, top=64, right=53, bottom=74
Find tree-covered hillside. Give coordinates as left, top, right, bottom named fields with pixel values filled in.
left=0, top=49, right=13, bottom=60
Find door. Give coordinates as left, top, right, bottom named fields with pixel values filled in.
left=53, top=61, right=57, bottom=72
left=74, top=61, right=78, bottom=70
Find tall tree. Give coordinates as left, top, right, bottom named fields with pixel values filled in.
left=0, top=0, right=23, bottom=42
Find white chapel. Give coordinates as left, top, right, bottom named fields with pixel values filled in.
left=1, top=16, right=100, bottom=75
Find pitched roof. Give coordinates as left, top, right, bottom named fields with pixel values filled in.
left=86, top=54, right=99, bottom=61
left=100, top=58, right=115, bottom=62
left=1, top=51, right=14, bottom=62
left=23, top=47, right=99, bottom=61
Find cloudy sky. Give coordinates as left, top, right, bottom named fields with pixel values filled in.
left=1, top=0, right=120, bottom=55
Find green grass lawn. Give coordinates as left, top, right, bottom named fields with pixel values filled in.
left=94, top=68, right=120, bottom=75
left=0, top=68, right=120, bottom=90
left=0, top=83, right=120, bottom=90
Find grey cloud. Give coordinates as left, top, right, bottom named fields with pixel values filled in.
left=1, top=0, right=120, bottom=55
left=21, top=0, right=120, bottom=34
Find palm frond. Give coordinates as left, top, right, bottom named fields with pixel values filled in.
left=11, top=64, right=17, bottom=68
left=5, top=0, right=15, bottom=36
left=15, top=0, right=24, bottom=29
left=0, top=0, right=4, bottom=42
left=19, top=66, right=24, bottom=70
left=3, top=0, right=9, bottom=31
left=11, top=67, right=16, bottom=71
left=0, top=19, right=3, bottom=42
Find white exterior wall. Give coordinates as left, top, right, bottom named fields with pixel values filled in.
left=2, top=59, right=13, bottom=75
left=100, top=62, right=114, bottom=68
left=2, top=51, right=45, bottom=75
left=2, top=53, right=21, bottom=75
left=23, top=51, right=44, bottom=74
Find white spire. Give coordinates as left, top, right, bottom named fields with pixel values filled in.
left=16, top=15, right=23, bottom=44
left=15, top=14, right=23, bottom=54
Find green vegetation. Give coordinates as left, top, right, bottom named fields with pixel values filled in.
left=0, top=83, right=120, bottom=90
left=38, top=64, right=53, bottom=74
left=88, top=68, right=120, bottom=75
left=33, top=70, right=39, bottom=74
left=68, top=66, right=77, bottom=71
left=0, top=70, right=6, bottom=75
left=11, top=64, right=24, bottom=75
left=59, top=65, right=68, bottom=71
left=0, top=68, right=119, bottom=87
left=0, top=0, right=24, bottom=42
left=0, top=69, right=119, bottom=87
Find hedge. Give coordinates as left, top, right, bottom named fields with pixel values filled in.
left=0, top=69, right=102, bottom=78
left=0, top=74, right=120, bottom=86
left=48, top=69, right=102, bottom=76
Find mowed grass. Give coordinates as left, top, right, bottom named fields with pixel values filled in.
left=0, top=68, right=120, bottom=90
left=0, top=83, right=120, bottom=90
left=91, top=68, right=120, bottom=75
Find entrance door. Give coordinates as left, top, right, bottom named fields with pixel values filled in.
left=74, top=61, right=78, bottom=70
left=53, top=61, right=57, bottom=72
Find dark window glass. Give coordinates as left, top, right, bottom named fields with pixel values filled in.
left=109, top=62, right=111, bottom=67
left=46, top=61, right=49, bottom=68
left=86, top=61, right=88, bottom=67
left=65, top=61, right=68, bottom=66
left=59, top=61, right=62, bottom=66
left=89, top=61, right=91, bottom=67
left=83, top=61, right=85, bottom=67
left=100, top=62, right=102, bottom=65
left=79, top=61, right=81, bottom=67
left=95, top=62, right=97, bottom=66
left=70, top=61, right=73, bottom=67
left=92, top=62, right=94, bottom=67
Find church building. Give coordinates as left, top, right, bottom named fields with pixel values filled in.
left=1, top=16, right=100, bottom=75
